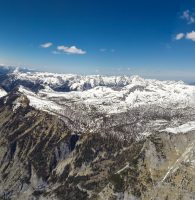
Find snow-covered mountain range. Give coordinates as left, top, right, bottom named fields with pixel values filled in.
left=2, top=69, right=195, bottom=114
left=1, top=66, right=195, bottom=199
left=0, top=66, right=195, bottom=135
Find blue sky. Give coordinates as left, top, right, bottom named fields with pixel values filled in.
left=0, top=0, right=195, bottom=81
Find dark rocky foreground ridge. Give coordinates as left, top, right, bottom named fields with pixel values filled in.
left=0, top=91, right=195, bottom=200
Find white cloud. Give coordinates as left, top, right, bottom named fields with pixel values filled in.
left=57, top=45, right=86, bottom=55
left=40, top=42, right=53, bottom=48
left=186, top=31, right=195, bottom=41
left=175, top=33, right=185, bottom=40
left=181, top=10, right=195, bottom=24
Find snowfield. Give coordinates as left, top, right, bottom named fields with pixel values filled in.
left=162, top=122, right=195, bottom=134
left=1, top=70, right=195, bottom=136
left=15, top=73, right=195, bottom=114
left=0, top=88, right=7, bottom=98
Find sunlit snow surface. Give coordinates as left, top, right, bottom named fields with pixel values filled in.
left=0, top=88, right=7, bottom=98
left=162, top=122, right=195, bottom=134
left=16, top=72, right=195, bottom=114
left=0, top=71, right=193, bottom=138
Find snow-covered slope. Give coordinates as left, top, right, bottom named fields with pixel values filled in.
left=1, top=70, right=194, bottom=135
left=11, top=72, right=195, bottom=137
left=162, top=121, right=195, bottom=134
left=0, top=87, right=7, bottom=98
left=11, top=71, right=157, bottom=91
left=16, top=73, right=195, bottom=114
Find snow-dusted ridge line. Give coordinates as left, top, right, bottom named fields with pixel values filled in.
left=3, top=71, right=195, bottom=138
left=16, top=72, right=195, bottom=115
left=12, top=71, right=187, bottom=91
left=18, top=86, right=63, bottom=113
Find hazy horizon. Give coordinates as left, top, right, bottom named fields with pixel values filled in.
left=1, top=64, right=195, bottom=83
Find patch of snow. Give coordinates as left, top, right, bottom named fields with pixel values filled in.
left=13, top=100, right=21, bottom=111
left=116, top=163, right=129, bottom=174
left=0, top=88, right=7, bottom=98
left=162, top=121, right=195, bottom=134
left=141, top=132, right=152, bottom=137
left=18, top=86, right=63, bottom=114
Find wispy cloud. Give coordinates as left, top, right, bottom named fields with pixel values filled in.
left=40, top=42, right=53, bottom=48
left=52, top=50, right=61, bottom=55
left=175, top=33, right=185, bottom=40
left=186, top=31, right=195, bottom=42
left=175, top=31, right=195, bottom=42
left=57, top=45, right=86, bottom=55
left=181, top=10, right=195, bottom=24
left=99, top=48, right=115, bottom=53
